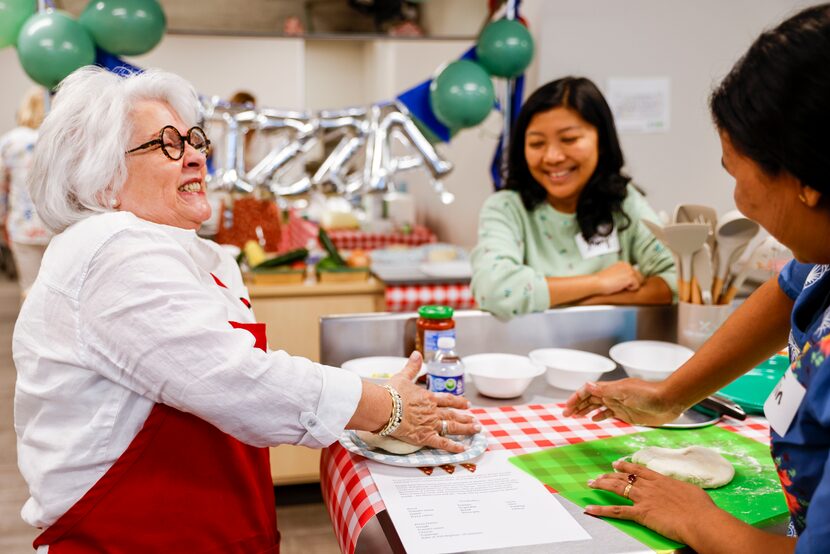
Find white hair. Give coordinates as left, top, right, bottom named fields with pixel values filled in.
left=29, top=66, right=201, bottom=233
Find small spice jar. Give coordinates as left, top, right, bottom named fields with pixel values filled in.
left=415, top=305, right=456, bottom=362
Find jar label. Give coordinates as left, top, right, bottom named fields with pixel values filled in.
left=427, top=374, right=465, bottom=396
left=423, top=329, right=456, bottom=360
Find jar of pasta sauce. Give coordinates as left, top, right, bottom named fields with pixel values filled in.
left=415, top=305, right=456, bottom=363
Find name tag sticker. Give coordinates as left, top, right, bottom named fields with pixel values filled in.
left=763, top=367, right=806, bottom=437
left=575, top=229, right=621, bottom=260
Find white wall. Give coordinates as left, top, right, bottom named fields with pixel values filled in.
left=0, top=0, right=817, bottom=247
left=536, top=0, right=814, bottom=217
left=134, top=35, right=306, bottom=108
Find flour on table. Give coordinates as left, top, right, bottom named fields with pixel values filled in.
left=631, top=445, right=734, bottom=488
left=355, top=431, right=424, bottom=455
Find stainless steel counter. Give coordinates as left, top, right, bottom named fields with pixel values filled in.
left=320, top=305, right=683, bottom=553
left=320, top=304, right=677, bottom=367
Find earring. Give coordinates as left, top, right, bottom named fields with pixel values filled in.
left=798, top=193, right=808, bottom=204
left=110, top=198, right=121, bottom=210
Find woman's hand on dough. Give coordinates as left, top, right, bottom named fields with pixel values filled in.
left=389, top=352, right=481, bottom=453
left=595, top=262, right=645, bottom=295
left=584, top=460, right=720, bottom=544
left=562, top=379, right=685, bottom=426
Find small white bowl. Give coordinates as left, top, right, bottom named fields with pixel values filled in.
left=463, top=353, right=545, bottom=399
left=528, top=348, right=617, bottom=391
left=609, top=341, right=694, bottom=381
left=341, top=356, right=410, bottom=384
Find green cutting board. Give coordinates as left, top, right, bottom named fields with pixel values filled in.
left=508, top=426, right=788, bottom=552
left=719, top=354, right=789, bottom=414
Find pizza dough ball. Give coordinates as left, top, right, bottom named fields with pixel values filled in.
left=631, top=445, right=735, bottom=488
left=355, top=431, right=424, bottom=455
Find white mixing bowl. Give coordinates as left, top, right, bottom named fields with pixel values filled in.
left=528, top=348, right=617, bottom=390
left=609, top=341, right=694, bottom=381
left=463, top=353, right=545, bottom=399
left=341, top=356, right=411, bottom=384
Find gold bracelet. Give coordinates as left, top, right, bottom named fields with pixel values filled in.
left=378, top=384, right=403, bottom=436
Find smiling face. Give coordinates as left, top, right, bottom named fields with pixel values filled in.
left=524, top=107, right=600, bottom=213
left=118, top=100, right=210, bottom=230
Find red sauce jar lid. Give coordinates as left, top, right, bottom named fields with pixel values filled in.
left=417, top=305, right=454, bottom=319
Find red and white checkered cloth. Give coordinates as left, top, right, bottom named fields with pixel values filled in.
left=327, top=225, right=437, bottom=251
left=319, top=403, right=771, bottom=554
left=276, top=209, right=319, bottom=254
left=385, top=283, right=476, bottom=312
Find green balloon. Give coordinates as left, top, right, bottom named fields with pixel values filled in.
left=476, top=19, right=534, bottom=78
left=80, top=0, right=166, bottom=56
left=17, top=11, right=95, bottom=89
left=0, top=0, right=35, bottom=49
left=429, top=60, right=495, bottom=129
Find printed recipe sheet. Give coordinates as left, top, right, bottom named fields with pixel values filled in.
left=368, top=451, right=590, bottom=553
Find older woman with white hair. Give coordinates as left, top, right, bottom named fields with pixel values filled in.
left=14, top=66, right=479, bottom=553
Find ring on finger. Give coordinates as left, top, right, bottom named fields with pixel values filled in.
left=439, top=419, right=448, bottom=436
left=622, top=482, right=634, bottom=499
left=627, top=473, right=637, bottom=485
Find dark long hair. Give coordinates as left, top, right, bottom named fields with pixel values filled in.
left=505, top=76, right=631, bottom=239
left=710, top=3, right=830, bottom=194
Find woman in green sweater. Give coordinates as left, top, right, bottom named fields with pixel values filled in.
left=471, top=77, right=676, bottom=318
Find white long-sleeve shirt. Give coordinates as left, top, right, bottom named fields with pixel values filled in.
left=13, top=211, right=362, bottom=528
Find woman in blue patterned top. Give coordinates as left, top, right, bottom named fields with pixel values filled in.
left=564, top=4, right=830, bottom=552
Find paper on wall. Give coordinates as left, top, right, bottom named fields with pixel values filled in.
left=606, top=77, right=671, bottom=133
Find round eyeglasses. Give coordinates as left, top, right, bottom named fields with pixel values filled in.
left=125, top=125, right=211, bottom=160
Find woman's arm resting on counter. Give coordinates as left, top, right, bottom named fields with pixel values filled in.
left=576, top=275, right=672, bottom=306
left=547, top=261, right=647, bottom=306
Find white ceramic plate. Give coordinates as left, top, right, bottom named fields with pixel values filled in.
left=341, top=356, right=411, bottom=383
left=418, top=260, right=472, bottom=279
left=340, top=430, right=488, bottom=467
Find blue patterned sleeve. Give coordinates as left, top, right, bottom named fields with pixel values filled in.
left=778, top=260, right=813, bottom=301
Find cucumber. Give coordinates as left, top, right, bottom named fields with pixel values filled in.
left=253, top=248, right=309, bottom=270
left=318, top=227, right=346, bottom=266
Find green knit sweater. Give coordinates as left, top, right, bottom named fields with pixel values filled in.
left=470, top=186, right=677, bottom=319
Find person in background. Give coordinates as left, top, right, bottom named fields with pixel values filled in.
left=230, top=89, right=256, bottom=107
left=565, top=4, right=830, bottom=551
left=229, top=89, right=272, bottom=172
left=14, top=66, right=479, bottom=552
left=0, top=87, right=53, bottom=297
left=471, top=77, right=676, bottom=319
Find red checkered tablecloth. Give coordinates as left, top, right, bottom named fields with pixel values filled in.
left=319, top=403, right=772, bottom=554
left=385, top=283, right=475, bottom=312
left=327, top=225, right=437, bottom=251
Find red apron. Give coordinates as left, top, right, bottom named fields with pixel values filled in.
left=34, top=275, right=279, bottom=553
